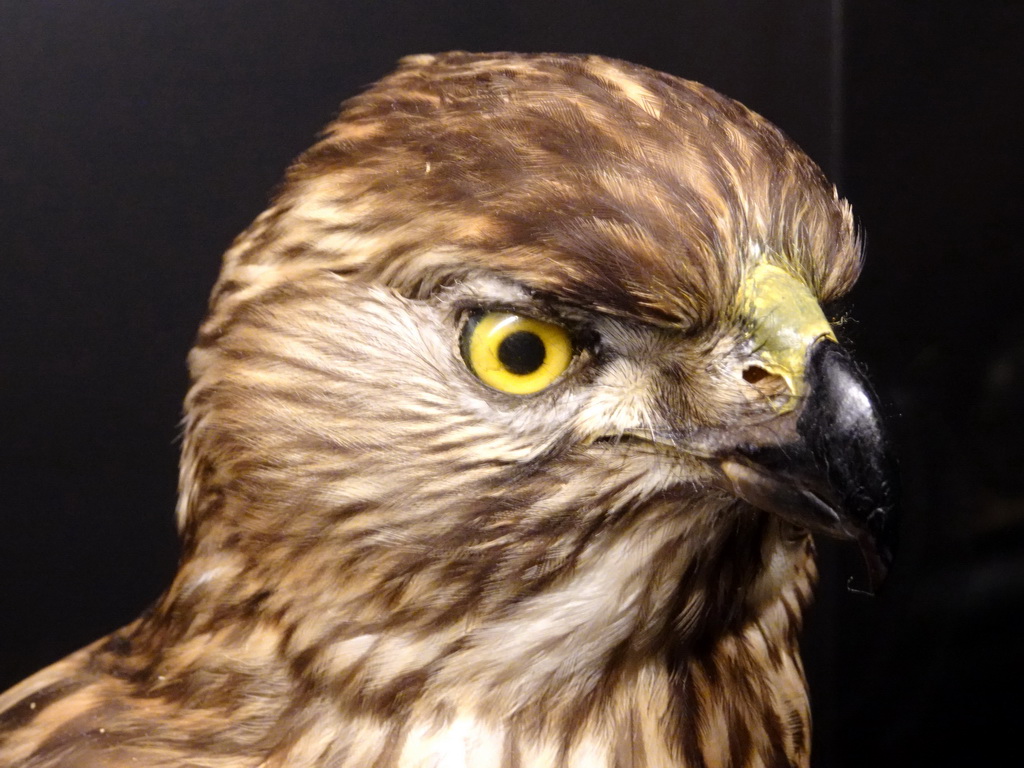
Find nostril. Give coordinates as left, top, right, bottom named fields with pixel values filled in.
left=742, top=364, right=791, bottom=400
left=743, top=365, right=771, bottom=384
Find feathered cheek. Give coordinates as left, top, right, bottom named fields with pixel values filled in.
left=572, top=359, right=664, bottom=443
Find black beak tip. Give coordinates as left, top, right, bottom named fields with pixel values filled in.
left=802, top=339, right=900, bottom=592
left=856, top=510, right=897, bottom=593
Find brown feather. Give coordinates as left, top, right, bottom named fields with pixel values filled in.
left=0, top=52, right=862, bottom=767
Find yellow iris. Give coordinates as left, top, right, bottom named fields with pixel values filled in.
left=462, top=312, right=573, bottom=395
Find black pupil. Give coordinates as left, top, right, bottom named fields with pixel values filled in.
left=498, top=331, right=546, bottom=375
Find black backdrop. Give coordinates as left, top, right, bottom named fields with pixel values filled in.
left=1, top=2, right=1021, bottom=765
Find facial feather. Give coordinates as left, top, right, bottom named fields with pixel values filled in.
left=0, top=52, right=877, bottom=768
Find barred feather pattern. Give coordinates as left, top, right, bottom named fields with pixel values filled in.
left=1, top=52, right=857, bottom=767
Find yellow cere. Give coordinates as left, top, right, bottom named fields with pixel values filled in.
left=465, top=312, right=573, bottom=395
left=740, top=263, right=836, bottom=404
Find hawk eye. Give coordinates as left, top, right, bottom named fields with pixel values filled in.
left=461, top=312, right=573, bottom=394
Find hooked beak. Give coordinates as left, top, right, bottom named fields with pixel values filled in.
left=717, top=339, right=898, bottom=590
left=705, top=264, right=897, bottom=589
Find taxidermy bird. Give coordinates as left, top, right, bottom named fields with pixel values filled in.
left=0, top=52, right=895, bottom=767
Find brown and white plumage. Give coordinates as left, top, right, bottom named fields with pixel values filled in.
left=0, top=52, right=894, bottom=767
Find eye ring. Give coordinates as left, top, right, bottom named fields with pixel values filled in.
left=461, top=311, right=574, bottom=395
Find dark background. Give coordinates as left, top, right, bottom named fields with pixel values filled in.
left=1, top=2, right=1021, bottom=765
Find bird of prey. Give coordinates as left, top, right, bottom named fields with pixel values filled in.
left=0, top=52, right=895, bottom=767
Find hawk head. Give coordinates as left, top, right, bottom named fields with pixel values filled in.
left=1, top=52, right=896, bottom=768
